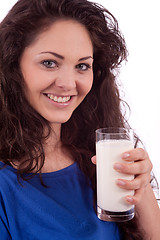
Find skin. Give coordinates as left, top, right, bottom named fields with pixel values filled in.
left=20, top=20, right=94, bottom=172
left=20, top=19, right=160, bottom=239
left=20, top=19, right=94, bottom=131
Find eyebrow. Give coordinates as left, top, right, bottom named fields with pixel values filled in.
left=39, top=51, right=93, bottom=61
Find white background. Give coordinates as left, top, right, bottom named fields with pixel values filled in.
left=1, top=0, right=160, bottom=183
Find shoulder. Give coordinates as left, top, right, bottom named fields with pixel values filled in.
left=0, top=161, right=18, bottom=192
left=0, top=161, right=17, bottom=176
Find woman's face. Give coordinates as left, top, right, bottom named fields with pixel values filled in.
left=20, top=20, right=93, bottom=127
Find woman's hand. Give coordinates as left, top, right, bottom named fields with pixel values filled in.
left=91, top=148, right=153, bottom=205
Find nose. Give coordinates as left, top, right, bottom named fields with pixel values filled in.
left=55, top=67, right=76, bottom=91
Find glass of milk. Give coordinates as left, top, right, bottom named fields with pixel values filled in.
left=96, top=128, right=135, bottom=222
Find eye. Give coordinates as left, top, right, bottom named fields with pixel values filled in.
left=41, top=60, right=57, bottom=68
left=76, top=63, right=91, bottom=71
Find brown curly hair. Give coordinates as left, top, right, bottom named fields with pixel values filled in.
left=0, top=0, right=143, bottom=238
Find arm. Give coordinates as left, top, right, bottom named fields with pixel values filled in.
left=135, top=183, right=160, bottom=240
left=0, top=219, right=11, bottom=240
left=0, top=196, right=12, bottom=240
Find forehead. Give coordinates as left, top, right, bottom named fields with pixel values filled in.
left=24, top=19, right=93, bottom=58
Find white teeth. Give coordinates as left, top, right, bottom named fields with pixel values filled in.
left=47, top=94, right=71, bottom=103
left=57, top=97, right=62, bottom=103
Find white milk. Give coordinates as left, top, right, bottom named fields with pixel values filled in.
left=96, top=139, right=134, bottom=212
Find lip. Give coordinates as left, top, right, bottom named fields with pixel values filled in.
left=43, top=93, right=75, bottom=108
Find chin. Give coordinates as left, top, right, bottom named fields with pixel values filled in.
left=48, top=115, right=73, bottom=125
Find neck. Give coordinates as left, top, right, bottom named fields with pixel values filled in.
left=41, top=123, right=74, bottom=173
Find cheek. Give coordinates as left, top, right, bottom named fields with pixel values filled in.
left=79, top=74, right=93, bottom=95
left=85, top=75, right=93, bottom=94
left=23, top=72, right=53, bottom=93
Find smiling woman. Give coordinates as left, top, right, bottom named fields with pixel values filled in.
left=0, top=0, right=160, bottom=240
left=20, top=19, right=93, bottom=125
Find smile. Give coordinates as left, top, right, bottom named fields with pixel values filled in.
left=46, top=94, right=71, bottom=103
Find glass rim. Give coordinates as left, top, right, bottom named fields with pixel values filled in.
left=95, top=127, right=133, bottom=135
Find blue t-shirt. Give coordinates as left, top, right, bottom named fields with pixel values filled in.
left=0, top=161, right=121, bottom=240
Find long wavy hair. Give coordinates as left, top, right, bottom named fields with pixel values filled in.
left=0, top=0, right=144, bottom=239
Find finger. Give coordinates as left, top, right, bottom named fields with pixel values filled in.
left=125, top=188, right=145, bottom=205
left=122, top=148, right=148, bottom=162
left=91, top=156, right=96, bottom=164
left=116, top=173, right=151, bottom=190
left=114, top=159, right=152, bottom=175
left=114, top=148, right=153, bottom=175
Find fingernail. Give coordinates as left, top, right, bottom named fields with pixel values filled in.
left=114, top=163, right=123, bottom=171
left=122, top=153, right=130, bottom=159
left=126, top=196, right=134, bottom=203
left=116, top=179, right=126, bottom=186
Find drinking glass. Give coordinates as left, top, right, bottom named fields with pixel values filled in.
left=96, top=128, right=135, bottom=222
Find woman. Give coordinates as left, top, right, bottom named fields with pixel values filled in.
left=0, top=0, right=159, bottom=239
